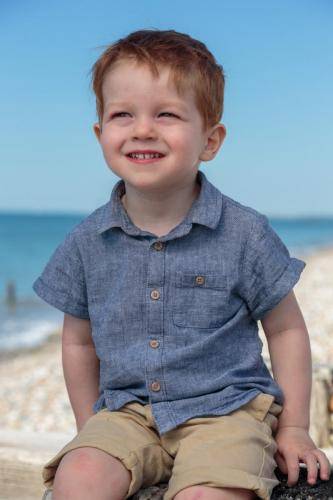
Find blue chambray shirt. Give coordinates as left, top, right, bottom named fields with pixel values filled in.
left=33, top=170, right=306, bottom=435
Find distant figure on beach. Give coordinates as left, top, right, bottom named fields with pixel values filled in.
left=5, top=280, right=17, bottom=308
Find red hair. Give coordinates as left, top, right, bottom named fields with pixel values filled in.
left=90, top=29, right=225, bottom=131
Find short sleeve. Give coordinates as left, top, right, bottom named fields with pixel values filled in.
left=32, top=231, right=89, bottom=319
left=240, top=215, right=306, bottom=322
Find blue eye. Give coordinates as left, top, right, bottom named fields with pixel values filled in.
left=110, top=111, right=178, bottom=119
left=160, top=112, right=178, bottom=117
left=111, top=112, right=130, bottom=118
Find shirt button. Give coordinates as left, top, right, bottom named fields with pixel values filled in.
left=149, top=339, right=160, bottom=348
left=153, top=241, right=164, bottom=251
left=195, top=275, right=205, bottom=285
left=151, top=381, right=161, bottom=391
left=150, top=289, right=160, bottom=300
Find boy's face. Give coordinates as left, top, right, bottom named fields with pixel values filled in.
left=94, top=59, right=225, bottom=194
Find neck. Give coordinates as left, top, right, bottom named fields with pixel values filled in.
left=121, top=177, right=201, bottom=231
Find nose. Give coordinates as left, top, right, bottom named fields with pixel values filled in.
left=132, top=116, right=157, bottom=140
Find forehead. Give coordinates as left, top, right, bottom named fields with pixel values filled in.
left=102, top=59, right=195, bottom=107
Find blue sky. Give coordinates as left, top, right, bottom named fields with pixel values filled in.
left=1, top=0, right=332, bottom=217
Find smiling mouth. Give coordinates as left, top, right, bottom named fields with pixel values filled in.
left=126, top=152, right=165, bottom=163
left=127, top=152, right=165, bottom=160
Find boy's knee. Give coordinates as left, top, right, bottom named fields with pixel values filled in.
left=53, top=447, right=131, bottom=497
left=57, top=448, right=96, bottom=477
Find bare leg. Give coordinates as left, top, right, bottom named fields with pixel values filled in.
left=173, top=485, right=256, bottom=500
left=52, top=447, right=132, bottom=500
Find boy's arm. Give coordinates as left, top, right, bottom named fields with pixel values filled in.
left=62, top=313, right=100, bottom=432
left=261, top=290, right=331, bottom=486
left=262, top=290, right=311, bottom=430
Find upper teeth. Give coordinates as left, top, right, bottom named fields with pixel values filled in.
left=129, top=153, right=162, bottom=159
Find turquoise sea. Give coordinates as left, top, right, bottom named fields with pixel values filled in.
left=1, top=212, right=333, bottom=352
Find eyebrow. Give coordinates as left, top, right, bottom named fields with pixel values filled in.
left=105, top=101, right=188, bottom=112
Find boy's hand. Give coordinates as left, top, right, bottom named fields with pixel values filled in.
left=274, top=426, right=331, bottom=487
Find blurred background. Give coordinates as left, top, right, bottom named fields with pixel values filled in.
left=1, top=0, right=333, bottom=352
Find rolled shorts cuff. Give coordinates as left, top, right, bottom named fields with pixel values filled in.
left=42, top=440, right=133, bottom=486
left=164, top=465, right=280, bottom=500
left=42, top=438, right=149, bottom=499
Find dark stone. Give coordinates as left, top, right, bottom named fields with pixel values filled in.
left=131, top=483, right=168, bottom=499
left=271, top=466, right=333, bottom=499
left=128, top=467, right=333, bottom=500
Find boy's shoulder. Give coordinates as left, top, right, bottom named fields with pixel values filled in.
left=60, top=200, right=112, bottom=247
left=219, top=189, right=269, bottom=236
left=222, top=191, right=265, bottom=219
left=75, top=202, right=109, bottom=234
left=201, top=171, right=270, bottom=238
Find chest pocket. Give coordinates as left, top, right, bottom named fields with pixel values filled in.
left=172, top=271, right=229, bottom=329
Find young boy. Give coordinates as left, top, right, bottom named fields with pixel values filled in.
left=33, top=29, right=331, bottom=500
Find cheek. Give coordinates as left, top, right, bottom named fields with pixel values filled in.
left=178, top=137, right=202, bottom=161
left=100, top=131, right=121, bottom=152
left=169, top=132, right=194, bottom=153
left=98, top=138, right=115, bottom=165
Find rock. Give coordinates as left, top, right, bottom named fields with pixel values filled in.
left=41, top=468, right=333, bottom=500
left=127, top=468, right=333, bottom=500
left=271, top=466, right=333, bottom=499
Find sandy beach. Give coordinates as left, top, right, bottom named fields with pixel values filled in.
left=0, top=245, right=333, bottom=435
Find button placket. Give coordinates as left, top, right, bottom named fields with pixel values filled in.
left=146, top=240, right=166, bottom=400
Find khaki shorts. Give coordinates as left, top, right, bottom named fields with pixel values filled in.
left=43, top=393, right=283, bottom=500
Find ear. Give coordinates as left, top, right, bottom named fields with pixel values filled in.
left=199, top=123, right=226, bottom=162
left=93, top=122, right=102, bottom=143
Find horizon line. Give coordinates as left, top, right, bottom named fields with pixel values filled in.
left=1, top=209, right=333, bottom=220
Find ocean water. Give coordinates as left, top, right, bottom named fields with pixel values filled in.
left=1, top=211, right=333, bottom=352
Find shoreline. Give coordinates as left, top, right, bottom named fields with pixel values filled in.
left=0, top=329, right=62, bottom=363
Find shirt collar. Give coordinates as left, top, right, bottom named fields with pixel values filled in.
left=97, top=170, right=223, bottom=236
